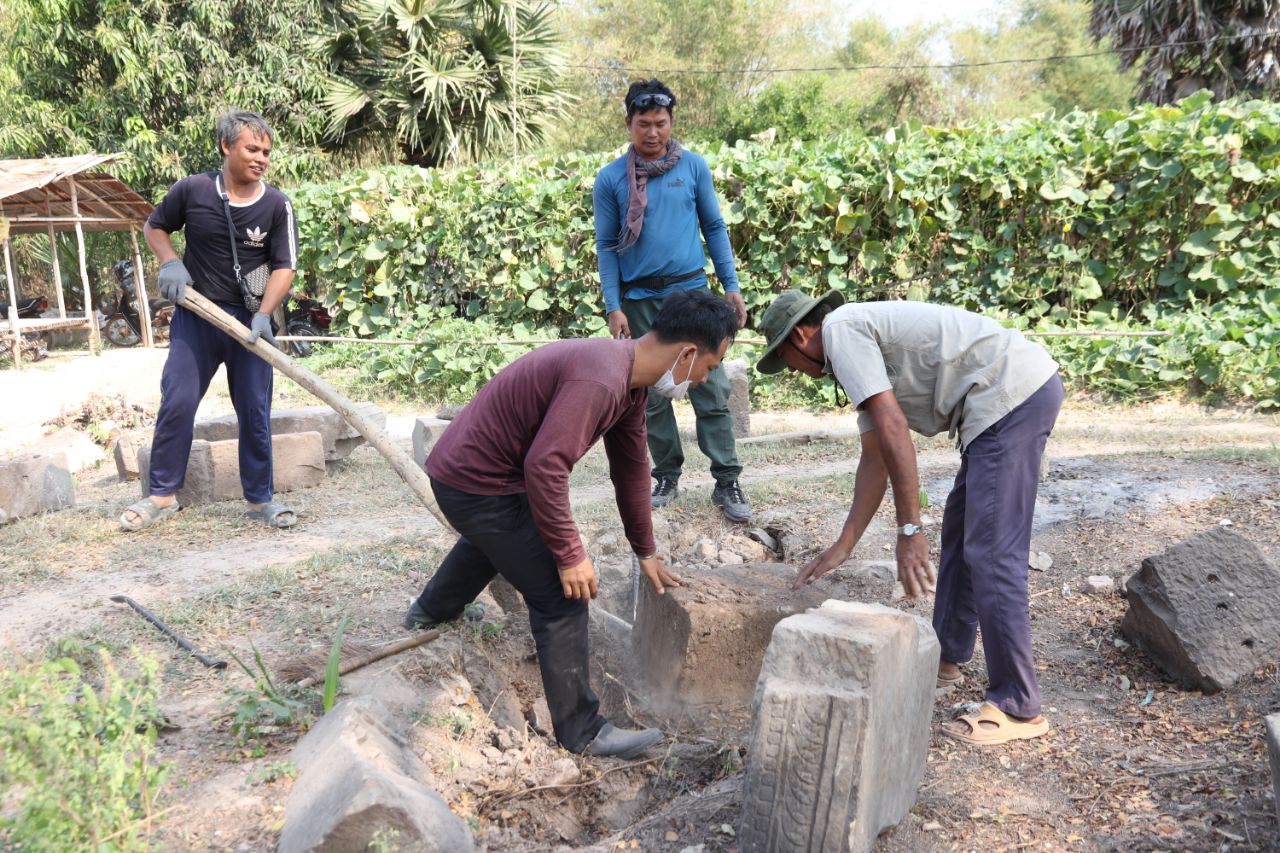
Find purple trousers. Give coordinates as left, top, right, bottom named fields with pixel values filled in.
left=148, top=304, right=275, bottom=504
left=932, top=374, right=1064, bottom=719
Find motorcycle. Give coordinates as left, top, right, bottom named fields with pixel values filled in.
left=102, top=260, right=175, bottom=347
left=0, top=295, right=52, bottom=361
left=283, top=297, right=332, bottom=357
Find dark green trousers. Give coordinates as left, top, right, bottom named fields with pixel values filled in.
left=621, top=288, right=742, bottom=484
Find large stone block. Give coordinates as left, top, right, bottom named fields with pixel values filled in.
left=41, top=426, right=105, bottom=473
left=1121, top=527, right=1280, bottom=693
left=280, top=698, right=474, bottom=853
left=0, top=452, right=76, bottom=524
left=139, top=431, right=325, bottom=505
left=193, top=403, right=384, bottom=462
left=633, top=562, right=827, bottom=715
left=740, top=600, right=940, bottom=853
left=412, top=416, right=451, bottom=470
left=723, top=358, right=751, bottom=439
left=1266, top=714, right=1280, bottom=825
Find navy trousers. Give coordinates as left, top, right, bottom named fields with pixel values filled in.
left=412, top=478, right=606, bottom=753
left=148, top=304, right=274, bottom=504
left=932, top=374, right=1064, bottom=719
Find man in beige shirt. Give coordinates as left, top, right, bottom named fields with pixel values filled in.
left=757, top=289, right=1064, bottom=746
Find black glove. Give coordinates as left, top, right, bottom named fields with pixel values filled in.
left=247, top=312, right=277, bottom=347
left=157, top=259, right=192, bottom=303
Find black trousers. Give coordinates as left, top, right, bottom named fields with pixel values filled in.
left=413, top=478, right=606, bottom=752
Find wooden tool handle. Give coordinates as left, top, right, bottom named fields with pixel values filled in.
left=179, top=291, right=451, bottom=531
left=296, top=629, right=442, bottom=688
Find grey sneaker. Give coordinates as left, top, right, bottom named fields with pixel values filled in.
left=583, top=723, right=664, bottom=759
left=712, top=480, right=752, bottom=523
left=651, top=476, right=679, bottom=509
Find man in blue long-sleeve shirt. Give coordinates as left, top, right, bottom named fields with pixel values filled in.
left=593, top=79, right=752, bottom=522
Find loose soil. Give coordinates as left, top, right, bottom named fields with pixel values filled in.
left=2, top=348, right=1279, bottom=852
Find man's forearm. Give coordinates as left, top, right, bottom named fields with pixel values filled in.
left=874, top=414, right=922, bottom=525
left=835, top=441, right=889, bottom=549
left=259, top=269, right=295, bottom=315
left=143, top=225, right=179, bottom=264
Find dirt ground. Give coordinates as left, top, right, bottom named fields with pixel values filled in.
left=2, top=347, right=1279, bottom=853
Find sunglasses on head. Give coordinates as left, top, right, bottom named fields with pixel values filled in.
left=628, top=93, right=673, bottom=113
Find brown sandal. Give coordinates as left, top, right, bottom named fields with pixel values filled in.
left=942, top=702, right=1049, bottom=745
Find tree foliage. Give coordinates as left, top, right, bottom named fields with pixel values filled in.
left=1090, top=0, right=1280, bottom=103
left=293, top=93, right=1280, bottom=406
left=0, top=0, right=341, bottom=198
left=320, top=0, right=572, bottom=166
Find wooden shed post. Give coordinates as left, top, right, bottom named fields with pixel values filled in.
left=46, top=193, right=66, bottom=318
left=3, top=230, right=21, bottom=370
left=129, top=228, right=153, bottom=347
left=69, top=177, right=101, bottom=352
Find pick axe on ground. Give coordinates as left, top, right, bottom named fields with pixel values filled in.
left=177, top=290, right=452, bottom=532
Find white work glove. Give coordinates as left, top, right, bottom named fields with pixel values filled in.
left=246, top=312, right=277, bottom=347
left=157, top=259, right=192, bottom=303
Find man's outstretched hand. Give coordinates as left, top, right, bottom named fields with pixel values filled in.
left=638, top=554, right=681, bottom=595
left=897, top=533, right=936, bottom=602
left=792, top=541, right=853, bottom=589
left=559, top=557, right=599, bottom=601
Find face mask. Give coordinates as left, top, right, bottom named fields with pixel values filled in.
left=652, top=348, right=696, bottom=399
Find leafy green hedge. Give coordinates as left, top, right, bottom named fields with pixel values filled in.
left=293, top=92, right=1280, bottom=407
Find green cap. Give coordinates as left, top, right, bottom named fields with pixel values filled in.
left=755, top=289, right=845, bottom=374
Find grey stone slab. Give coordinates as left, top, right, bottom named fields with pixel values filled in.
left=411, top=416, right=451, bottom=470
left=1121, top=527, right=1280, bottom=692
left=139, top=431, right=325, bottom=505
left=633, top=562, right=828, bottom=716
left=113, top=432, right=143, bottom=482
left=740, top=600, right=940, bottom=853
left=1266, top=714, right=1280, bottom=825
left=0, top=452, right=75, bottom=524
left=281, top=697, right=473, bottom=853
left=724, top=358, right=751, bottom=439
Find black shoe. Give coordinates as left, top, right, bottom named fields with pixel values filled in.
left=403, top=600, right=486, bottom=631
left=651, top=476, right=679, bottom=509
left=583, top=723, right=664, bottom=759
left=712, top=479, right=752, bottom=523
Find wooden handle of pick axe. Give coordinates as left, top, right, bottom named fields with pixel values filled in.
left=178, top=290, right=452, bottom=531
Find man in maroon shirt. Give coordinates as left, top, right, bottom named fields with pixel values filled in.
left=405, top=290, right=740, bottom=758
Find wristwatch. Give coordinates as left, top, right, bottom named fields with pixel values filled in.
left=899, top=522, right=923, bottom=537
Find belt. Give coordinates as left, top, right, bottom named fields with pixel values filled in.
left=622, top=268, right=704, bottom=295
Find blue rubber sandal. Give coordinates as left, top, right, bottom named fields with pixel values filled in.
left=244, top=501, right=297, bottom=529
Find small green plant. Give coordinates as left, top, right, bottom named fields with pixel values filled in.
left=245, top=760, right=297, bottom=786
left=324, top=616, right=350, bottom=713
left=470, top=620, right=505, bottom=642
left=0, top=650, right=169, bottom=852
left=368, top=826, right=403, bottom=853
left=445, top=709, right=474, bottom=739
left=225, top=642, right=314, bottom=745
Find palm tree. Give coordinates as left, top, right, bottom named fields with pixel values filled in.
left=1090, top=0, right=1280, bottom=104
left=320, top=0, right=572, bottom=166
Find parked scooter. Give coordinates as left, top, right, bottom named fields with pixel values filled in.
left=283, top=297, right=332, bottom=357
left=0, top=295, right=51, bottom=361
left=102, top=260, right=175, bottom=347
